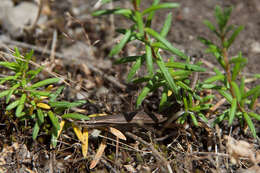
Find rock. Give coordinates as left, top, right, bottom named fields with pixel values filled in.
left=251, top=41, right=260, bottom=53
left=62, top=41, right=94, bottom=64
left=96, top=86, right=109, bottom=97
left=1, top=2, right=38, bottom=38
left=0, top=0, right=13, bottom=20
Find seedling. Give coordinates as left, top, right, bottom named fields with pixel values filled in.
left=93, top=0, right=208, bottom=126
left=198, top=6, right=260, bottom=137
left=0, top=48, right=89, bottom=147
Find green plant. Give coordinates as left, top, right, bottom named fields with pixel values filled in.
left=93, top=0, right=209, bottom=126
left=0, top=48, right=89, bottom=147
left=198, top=6, right=260, bottom=137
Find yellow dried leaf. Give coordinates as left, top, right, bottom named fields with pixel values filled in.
left=88, top=113, right=107, bottom=118
left=29, top=106, right=34, bottom=115
left=46, top=85, right=54, bottom=91
left=72, top=123, right=83, bottom=142
left=57, top=120, right=65, bottom=138
left=82, top=128, right=89, bottom=158
left=168, top=90, right=172, bottom=96
left=37, top=103, right=51, bottom=109
left=40, top=96, right=48, bottom=100
left=109, top=127, right=126, bottom=140
left=90, top=138, right=107, bottom=169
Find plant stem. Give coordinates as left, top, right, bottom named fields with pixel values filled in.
left=221, top=40, right=244, bottom=112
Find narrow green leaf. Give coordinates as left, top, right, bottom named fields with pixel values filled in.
left=156, top=56, right=178, bottom=95
left=243, top=112, right=257, bottom=138
left=203, top=20, right=219, bottom=37
left=166, top=62, right=206, bottom=72
left=198, top=37, right=215, bottom=47
left=254, top=74, right=260, bottom=79
left=114, top=55, right=144, bottom=64
left=183, top=96, right=188, bottom=111
left=145, top=45, right=153, bottom=76
left=240, top=76, right=245, bottom=97
left=136, top=85, right=151, bottom=108
left=135, top=11, right=144, bottom=35
left=49, top=86, right=65, bottom=102
left=145, top=0, right=160, bottom=27
left=0, top=90, right=10, bottom=98
left=204, top=74, right=224, bottom=84
left=213, top=68, right=222, bottom=76
left=229, top=56, right=247, bottom=64
left=92, top=8, right=133, bottom=19
left=6, top=83, right=20, bottom=104
left=231, top=61, right=241, bottom=81
left=142, top=3, right=179, bottom=15
left=6, top=100, right=20, bottom=110
left=198, top=113, right=208, bottom=123
left=176, top=81, right=192, bottom=91
left=145, top=28, right=188, bottom=59
left=37, top=109, right=44, bottom=125
left=228, top=98, right=237, bottom=125
left=28, top=78, right=60, bottom=89
left=151, top=42, right=169, bottom=51
left=25, top=49, right=34, bottom=60
left=127, top=57, right=142, bottom=82
left=249, top=89, right=260, bottom=110
left=169, top=70, right=191, bottom=78
left=160, top=13, right=172, bottom=37
left=49, top=100, right=86, bottom=109
left=243, top=85, right=260, bottom=99
left=231, top=81, right=241, bottom=102
left=189, top=113, right=198, bottom=126
left=159, top=88, right=168, bottom=112
left=15, top=93, right=26, bottom=117
left=201, top=84, right=220, bottom=89
left=226, top=26, right=244, bottom=49
left=62, top=113, right=90, bottom=120
left=132, top=76, right=151, bottom=84
left=101, top=0, right=112, bottom=4
left=14, top=47, right=21, bottom=57
left=30, top=90, right=51, bottom=97
left=248, top=112, right=260, bottom=121
left=27, top=67, right=42, bottom=80
left=51, top=129, right=58, bottom=148
left=215, top=6, right=225, bottom=32
left=201, top=95, right=214, bottom=103
left=48, top=111, right=60, bottom=131
left=0, top=75, right=19, bottom=85
left=109, top=29, right=131, bottom=57
left=0, top=62, right=18, bottom=71
left=213, top=110, right=228, bottom=125
left=218, top=90, right=232, bottom=103
left=32, top=121, right=40, bottom=140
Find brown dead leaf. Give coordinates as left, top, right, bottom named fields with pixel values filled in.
left=237, top=165, right=260, bottom=173
left=42, top=0, right=52, bottom=16
left=225, top=135, right=255, bottom=164
left=256, top=150, right=260, bottom=163
left=108, top=127, right=127, bottom=140
left=90, top=138, right=107, bottom=169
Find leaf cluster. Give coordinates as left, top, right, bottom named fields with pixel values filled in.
left=93, top=2, right=260, bottom=136
left=0, top=48, right=89, bottom=147
left=93, top=0, right=210, bottom=126
left=198, top=6, right=260, bottom=137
